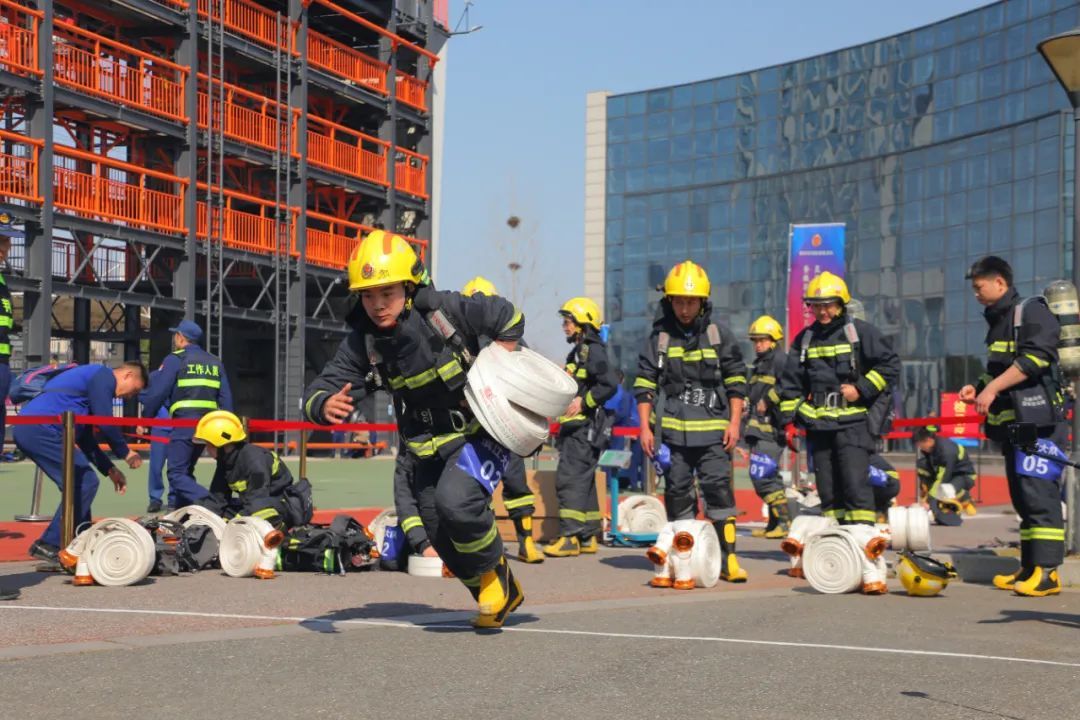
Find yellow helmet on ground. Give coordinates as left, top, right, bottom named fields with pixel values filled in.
left=663, top=260, right=710, bottom=298
left=559, top=297, right=602, bottom=329
left=804, top=271, right=851, bottom=305
left=748, top=315, right=783, bottom=341
left=194, top=410, right=247, bottom=447
left=347, top=230, right=426, bottom=292
left=463, top=276, right=498, bottom=297
left=896, top=551, right=958, bottom=597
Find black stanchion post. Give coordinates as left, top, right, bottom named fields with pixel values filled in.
left=60, top=410, right=76, bottom=547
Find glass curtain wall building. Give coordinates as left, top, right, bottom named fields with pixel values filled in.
left=589, top=0, right=1079, bottom=418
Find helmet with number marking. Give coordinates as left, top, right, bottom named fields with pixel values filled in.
left=663, top=261, right=710, bottom=299
left=347, top=230, right=427, bottom=292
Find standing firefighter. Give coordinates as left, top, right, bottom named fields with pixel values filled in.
left=302, top=231, right=527, bottom=627
left=961, top=256, right=1067, bottom=596
left=743, top=315, right=790, bottom=539
left=544, top=297, right=617, bottom=557
left=634, top=261, right=749, bottom=582
left=462, top=276, right=543, bottom=563
left=778, top=272, right=900, bottom=594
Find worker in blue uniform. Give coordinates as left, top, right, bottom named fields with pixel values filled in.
left=15, top=362, right=148, bottom=564
left=140, top=321, right=233, bottom=508
left=145, top=406, right=171, bottom=513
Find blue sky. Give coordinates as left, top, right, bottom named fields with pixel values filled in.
left=437, top=0, right=987, bottom=358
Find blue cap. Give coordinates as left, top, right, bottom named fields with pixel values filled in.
left=169, top=320, right=204, bottom=344
left=0, top=211, right=24, bottom=240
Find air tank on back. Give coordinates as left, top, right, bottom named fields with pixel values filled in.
left=1044, top=279, right=1080, bottom=379
left=846, top=298, right=866, bottom=322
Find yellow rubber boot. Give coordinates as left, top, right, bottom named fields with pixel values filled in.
left=472, top=557, right=524, bottom=629
left=718, top=517, right=748, bottom=583
left=993, top=567, right=1030, bottom=591
left=763, top=499, right=791, bottom=539
left=543, top=536, right=580, bottom=557
left=514, top=517, right=545, bottom=564
left=579, top=536, right=599, bottom=554
left=1013, top=567, right=1061, bottom=597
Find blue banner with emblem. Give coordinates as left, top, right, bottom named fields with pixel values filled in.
left=786, top=223, right=846, bottom=339
left=1014, top=439, right=1068, bottom=482
left=456, top=436, right=513, bottom=495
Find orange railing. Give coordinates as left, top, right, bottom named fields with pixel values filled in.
left=303, top=211, right=426, bottom=269
left=307, top=115, right=389, bottom=186
left=304, top=211, right=369, bottom=270
left=197, top=185, right=292, bottom=256
left=394, top=147, right=428, bottom=199
left=197, top=0, right=293, bottom=55
left=0, top=129, right=42, bottom=204
left=53, top=147, right=188, bottom=234
left=54, top=27, right=187, bottom=122
left=307, top=30, right=388, bottom=96
left=0, top=0, right=42, bottom=77
left=395, top=72, right=427, bottom=112
left=198, top=75, right=298, bottom=156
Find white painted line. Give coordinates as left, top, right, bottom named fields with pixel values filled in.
left=3, top=604, right=1079, bottom=669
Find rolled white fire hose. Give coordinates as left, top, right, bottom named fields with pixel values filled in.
left=617, top=494, right=667, bottom=534
left=887, top=505, right=931, bottom=552
left=406, top=555, right=445, bottom=578
left=465, top=344, right=578, bottom=457
left=780, top=515, right=837, bottom=558
left=219, top=516, right=285, bottom=579
left=802, top=529, right=864, bottom=595
left=645, top=520, right=721, bottom=589
left=491, top=345, right=582, bottom=418
left=368, top=508, right=398, bottom=550
left=63, top=518, right=156, bottom=587
left=162, top=505, right=227, bottom=542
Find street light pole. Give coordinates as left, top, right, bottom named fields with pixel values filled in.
left=1038, top=29, right=1080, bottom=554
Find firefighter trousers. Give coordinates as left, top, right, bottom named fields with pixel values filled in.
left=501, top=454, right=535, bottom=520
left=665, top=443, right=737, bottom=522
left=409, top=440, right=504, bottom=579
left=807, top=424, right=876, bottom=524
left=554, top=424, right=602, bottom=539
left=1002, top=424, right=1067, bottom=568
left=746, top=438, right=784, bottom=499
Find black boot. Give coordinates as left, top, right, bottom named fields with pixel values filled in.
left=716, top=517, right=748, bottom=582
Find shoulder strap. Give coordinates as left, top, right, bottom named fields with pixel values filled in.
left=706, top=323, right=720, bottom=348
left=656, top=331, right=670, bottom=370
left=799, top=328, right=813, bottom=363
left=328, top=514, right=353, bottom=540
left=843, top=318, right=861, bottom=374
left=1012, top=296, right=1047, bottom=358
left=424, top=308, right=474, bottom=365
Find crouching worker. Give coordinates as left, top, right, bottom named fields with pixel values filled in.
left=914, top=426, right=976, bottom=526
left=15, top=362, right=147, bottom=566
left=194, top=410, right=313, bottom=531
left=302, top=230, right=526, bottom=628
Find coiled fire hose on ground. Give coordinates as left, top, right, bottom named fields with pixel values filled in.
left=645, top=519, right=721, bottom=589
left=617, top=494, right=667, bottom=534
left=162, top=505, right=227, bottom=542
left=219, top=516, right=285, bottom=579
left=801, top=525, right=889, bottom=595
left=887, top=505, right=932, bottom=552
left=59, top=518, right=157, bottom=587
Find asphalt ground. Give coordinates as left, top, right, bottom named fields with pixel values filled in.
left=1, top=508, right=1077, bottom=719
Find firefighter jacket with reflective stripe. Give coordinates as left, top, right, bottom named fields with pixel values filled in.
left=302, top=285, right=525, bottom=459
left=140, top=345, right=233, bottom=420
left=0, top=272, right=12, bottom=361
left=559, top=327, right=617, bottom=429
left=778, top=316, right=899, bottom=432
left=976, top=287, right=1061, bottom=441
left=744, top=346, right=786, bottom=445
left=633, top=312, right=747, bottom=448
left=205, top=443, right=295, bottom=528
left=916, top=436, right=975, bottom=496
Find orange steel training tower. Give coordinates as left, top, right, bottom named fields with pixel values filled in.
left=0, top=0, right=448, bottom=420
